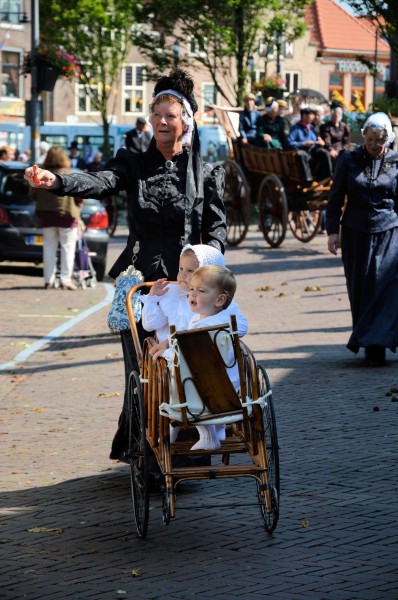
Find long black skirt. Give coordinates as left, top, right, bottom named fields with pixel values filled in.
left=341, top=225, right=398, bottom=353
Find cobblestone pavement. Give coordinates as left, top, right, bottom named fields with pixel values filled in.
left=1, top=227, right=397, bottom=600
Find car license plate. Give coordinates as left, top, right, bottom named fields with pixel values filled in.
left=25, top=235, right=43, bottom=246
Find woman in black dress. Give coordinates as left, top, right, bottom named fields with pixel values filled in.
left=326, top=112, right=398, bottom=365
left=25, top=69, right=227, bottom=457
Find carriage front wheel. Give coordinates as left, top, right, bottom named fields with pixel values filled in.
left=223, top=160, right=251, bottom=246
left=128, top=370, right=149, bottom=539
left=257, top=174, right=288, bottom=248
left=288, top=209, right=322, bottom=243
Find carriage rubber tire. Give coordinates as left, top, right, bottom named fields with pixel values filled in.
left=128, top=370, right=150, bottom=539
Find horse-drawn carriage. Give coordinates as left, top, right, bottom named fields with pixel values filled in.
left=125, top=283, right=280, bottom=538
left=214, top=106, right=332, bottom=247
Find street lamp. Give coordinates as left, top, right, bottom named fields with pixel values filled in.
left=30, top=0, right=40, bottom=164
left=172, top=39, right=180, bottom=66
left=274, top=32, right=284, bottom=76
left=247, top=55, right=255, bottom=86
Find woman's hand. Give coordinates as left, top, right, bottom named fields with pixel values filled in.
left=24, top=165, right=60, bottom=190
left=149, top=338, right=169, bottom=360
left=149, top=278, right=170, bottom=297
left=327, top=233, right=339, bottom=255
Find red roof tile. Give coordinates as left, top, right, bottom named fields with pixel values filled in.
left=306, top=0, right=389, bottom=55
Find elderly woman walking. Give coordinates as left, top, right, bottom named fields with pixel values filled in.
left=24, top=68, right=227, bottom=458
left=326, top=112, right=398, bottom=366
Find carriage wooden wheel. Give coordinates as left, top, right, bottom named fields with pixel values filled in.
left=257, top=174, right=288, bottom=248
left=223, top=160, right=251, bottom=246
left=288, top=208, right=322, bottom=242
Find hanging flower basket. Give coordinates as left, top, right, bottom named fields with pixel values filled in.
left=37, top=66, right=59, bottom=92
left=22, top=44, right=80, bottom=91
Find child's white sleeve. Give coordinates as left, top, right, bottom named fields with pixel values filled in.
left=140, top=295, right=168, bottom=333
left=225, top=300, right=248, bottom=337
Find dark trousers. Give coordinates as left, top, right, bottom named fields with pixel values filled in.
left=295, top=147, right=332, bottom=184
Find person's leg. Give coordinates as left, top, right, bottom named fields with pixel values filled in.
left=311, top=148, right=333, bottom=181
left=294, top=150, right=313, bottom=184
left=42, top=226, right=59, bottom=286
left=59, top=226, right=78, bottom=286
left=191, top=425, right=220, bottom=451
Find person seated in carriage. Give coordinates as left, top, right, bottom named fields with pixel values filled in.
left=238, top=92, right=262, bottom=145
left=255, top=97, right=286, bottom=149
left=287, top=106, right=333, bottom=185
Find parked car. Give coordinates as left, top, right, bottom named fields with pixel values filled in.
left=0, top=162, right=109, bottom=281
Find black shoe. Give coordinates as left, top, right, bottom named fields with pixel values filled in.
left=365, top=346, right=386, bottom=366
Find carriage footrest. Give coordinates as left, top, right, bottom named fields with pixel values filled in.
left=170, top=439, right=247, bottom=455
left=168, top=464, right=265, bottom=478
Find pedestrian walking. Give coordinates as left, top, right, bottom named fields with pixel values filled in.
left=326, top=112, right=398, bottom=366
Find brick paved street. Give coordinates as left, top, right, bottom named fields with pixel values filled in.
left=1, top=226, right=397, bottom=599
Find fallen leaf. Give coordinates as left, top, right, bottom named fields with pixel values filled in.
left=27, top=527, right=63, bottom=534
left=276, top=292, right=286, bottom=298
left=390, top=386, right=398, bottom=393
left=116, top=591, right=127, bottom=596
left=280, top=281, right=288, bottom=286
left=32, top=408, right=44, bottom=413
left=304, top=286, right=322, bottom=292
left=98, top=392, right=121, bottom=398
left=105, top=353, right=119, bottom=359
left=301, top=520, right=310, bottom=528
left=131, top=569, right=142, bottom=577
left=255, top=286, right=275, bottom=292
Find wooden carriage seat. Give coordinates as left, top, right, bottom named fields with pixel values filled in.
left=158, top=325, right=250, bottom=426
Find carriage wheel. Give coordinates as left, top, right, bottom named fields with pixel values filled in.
left=257, top=174, right=288, bottom=248
left=223, top=160, right=251, bottom=246
left=256, top=365, right=280, bottom=533
left=288, top=209, right=321, bottom=242
left=128, top=370, right=149, bottom=539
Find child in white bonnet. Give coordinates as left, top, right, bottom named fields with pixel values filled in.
left=141, top=244, right=247, bottom=349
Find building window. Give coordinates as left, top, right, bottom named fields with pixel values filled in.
left=329, top=73, right=344, bottom=104
left=201, top=82, right=218, bottom=120
left=1, top=50, right=20, bottom=97
left=0, top=0, right=23, bottom=24
left=188, top=36, right=206, bottom=58
left=123, top=64, right=144, bottom=114
left=351, top=75, right=365, bottom=112
left=284, top=71, right=301, bottom=94
left=77, top=84, right=100, bottom=114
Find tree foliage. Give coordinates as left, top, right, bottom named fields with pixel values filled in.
left=39, top=0, right=137, bottom=157
left=132, top=0, right=310, bottom=106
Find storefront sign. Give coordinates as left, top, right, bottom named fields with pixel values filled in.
left=336, top=60, right=384, bottom=74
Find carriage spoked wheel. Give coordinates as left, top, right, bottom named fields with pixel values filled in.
left=223, top=160, right=251, bottom=246
left=257, top=174, right=288, bottom=248
left=256, top=365, right=280, bottom=534
left=288, top=209, right=321, bottom=242
left=128, top=370, right=149, bottom=539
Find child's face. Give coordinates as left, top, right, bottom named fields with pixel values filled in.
left=177, top=253, right=199, bottom=291
left=188, top=276, right=226, bottom=317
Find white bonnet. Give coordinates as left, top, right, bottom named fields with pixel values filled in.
left=151, top=89, right=194, bottom=145
left=181, top=244, right=226, bottom=267
left=265, top=100, right=279, bottom=113
left=361, top=112, right=395, bottom=144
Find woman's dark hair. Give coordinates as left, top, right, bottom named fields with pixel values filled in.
left=153, top=68, right=198, bottom=114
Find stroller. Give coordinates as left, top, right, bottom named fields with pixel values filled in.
left=72, top=221, right=97, bottom=289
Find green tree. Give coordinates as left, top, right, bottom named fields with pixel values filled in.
left=132, top=0, right=310, bottom=106
left=39, top=0, right=137, bottom=158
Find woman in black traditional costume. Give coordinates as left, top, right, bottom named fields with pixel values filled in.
left=326, top=112, right=398, bottom=366
left=24, top=69, right=227, bottom=457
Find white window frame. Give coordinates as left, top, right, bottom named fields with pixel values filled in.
left=76, top=82, right=101, bottom=116
left=201, top=82, right=219, bottom=121
left=122, top=63, right=145, bottom=116
left=1, top=48, right=22, bottom=99
left=284, top=71, right=301, bottom=94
